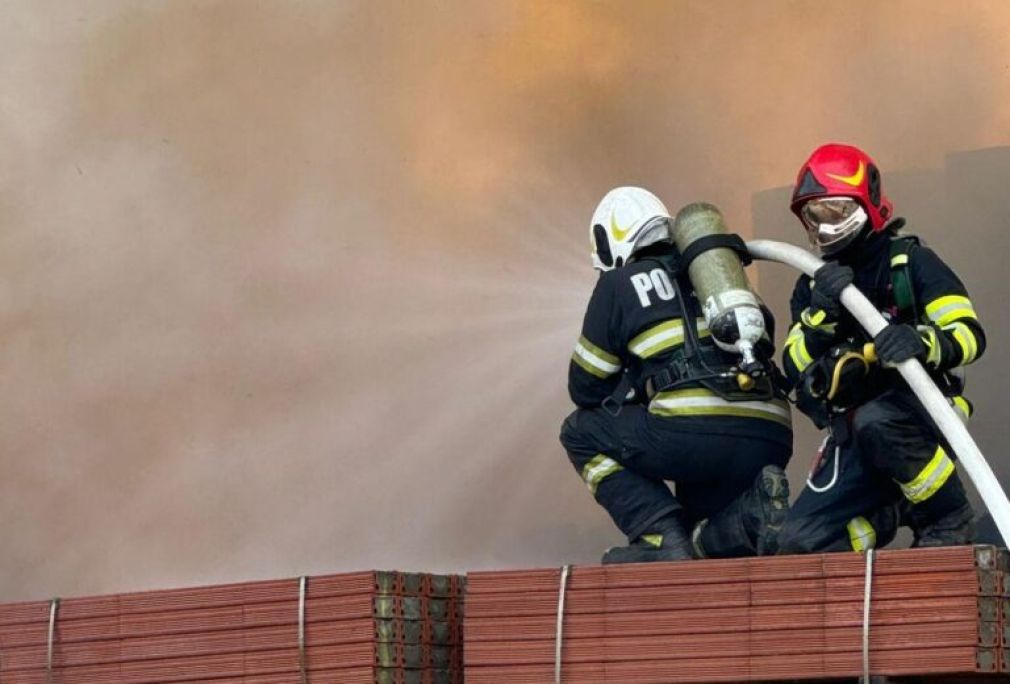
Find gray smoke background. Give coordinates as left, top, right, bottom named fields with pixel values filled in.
left=2, top=0, right=1010, bottom=601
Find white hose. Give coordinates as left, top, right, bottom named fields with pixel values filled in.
left=747, top=239, right=1010, bottom=549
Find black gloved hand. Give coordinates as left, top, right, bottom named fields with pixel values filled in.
left=874, top=324, right=926, bottom=366
left=810, top=262, right=854, bottom=319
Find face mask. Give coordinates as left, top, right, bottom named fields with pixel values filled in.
left=801, top=197, right=868, bottom=254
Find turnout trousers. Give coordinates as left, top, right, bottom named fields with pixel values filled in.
left=560, top=404, right=790, bottom=553
left=778, top=389, right=971, bottom=554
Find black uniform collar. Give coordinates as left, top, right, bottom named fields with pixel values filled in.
left=829, top=218, right=906, bottom=307
left=834, top=228, right=889, bottom=268
left=629, top=241, right=678, bottom=263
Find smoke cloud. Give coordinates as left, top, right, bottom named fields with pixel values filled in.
left=2, top=0, right=1010, bottom=600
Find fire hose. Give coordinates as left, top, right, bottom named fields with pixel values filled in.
left=746, top=239, right=1010, bottom=549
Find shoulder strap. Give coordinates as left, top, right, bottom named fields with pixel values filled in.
left=679, top=233, right=752, bottom=270
left=640, top=252, right=682, bottom=276
left=889, top=236, right=920, bottom=322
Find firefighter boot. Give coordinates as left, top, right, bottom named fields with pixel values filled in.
left=601, top=514, right=693, bottom=564
left=910, top=501, right=975, bottom=548
left=904, top=473, right=975, bottom=548
left=751, top=464, right=791, bottom=555
left=693, top=464, right=791, bottom=558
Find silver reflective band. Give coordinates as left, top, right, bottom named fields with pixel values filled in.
left=582, top=454, right=624, bottom=495
left=898, top=448, right=955, bottom=504
left=572, top=341, right=620, bottom=377
left=653, top=395, right=789, bottom=417
left=650, top=390, right=792, bottom=426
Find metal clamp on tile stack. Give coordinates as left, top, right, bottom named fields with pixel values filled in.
left=298, top=576, right=308, bottom=684
left=46, top=597, right=60, bottom=684
left=554, top=564, right=571, bottom=684
left=862, top=549, right=875, bottom=684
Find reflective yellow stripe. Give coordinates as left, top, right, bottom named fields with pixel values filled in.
left=890, top=254, right=909, bottom=267
left=951, top=395, right=972, bottom=422
left=649, top=388, right=791, bottom=427
left=847, top=516, right=877, bottom=552
left=578, top=335, right=619, bottom=364
left=946, top=322, right=979, bottom=364
left=805, top=308, right=827, bottom=326
left=571, top=351, right=615, bottom=378
left=918, top=326, right=942, bottom=367
left=800, top=307, right=836, bottom=332
left=785, top=323, right=814, bottom=371
left=582, top=454, right=623, bottom=495
left=572, top=335, right=621, bottom=378
left=898, top=446, right=955, bottom=503
left=628, top=319, right=710, bottom=359
left=640, top=534, right=663, bottom=548
left=925, top=295, right=977, bottom=327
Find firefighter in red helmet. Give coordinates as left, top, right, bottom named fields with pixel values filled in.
left=777, top=143, right=986, bottom=553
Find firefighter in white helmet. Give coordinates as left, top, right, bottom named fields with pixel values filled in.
left=560, top=187, right=794, bottom=563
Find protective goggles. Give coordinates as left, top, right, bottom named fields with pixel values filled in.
left=800, top=197, right=868, bottom=254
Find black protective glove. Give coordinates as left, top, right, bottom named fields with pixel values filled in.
left=874, top=324, right=926, bottom=366
left=810, top=262, right=854, bottom=319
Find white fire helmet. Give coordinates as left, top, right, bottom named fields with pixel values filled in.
left=589, top=187, right=672, bottom=271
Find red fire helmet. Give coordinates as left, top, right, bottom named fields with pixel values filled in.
left=790, top=143, right=893, bottom=232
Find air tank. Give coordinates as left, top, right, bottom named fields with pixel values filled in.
left=670, top=202, right=765, bottom=371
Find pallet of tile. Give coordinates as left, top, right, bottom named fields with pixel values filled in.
left=0, top=570, right=463, bottom=684
left=464, top=546, right=1006, bottom=683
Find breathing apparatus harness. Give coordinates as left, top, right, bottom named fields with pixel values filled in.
left=602, top=234, right=786, bottom=417
left=798, top=234, right=924, bottom=418
left=803, top=233, right=964, bottom=491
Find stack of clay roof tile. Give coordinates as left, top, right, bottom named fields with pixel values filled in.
left=465, top=545, right=1008, bottom=683
left=0, top=570, right=463, bottom=684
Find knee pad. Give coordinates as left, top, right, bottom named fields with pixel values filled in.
left=559, top=411, right=582, bottom=450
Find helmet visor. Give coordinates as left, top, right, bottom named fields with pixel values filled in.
left=800, top=197, right=867, bottom=254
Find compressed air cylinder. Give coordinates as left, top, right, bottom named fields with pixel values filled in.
left=670, top=202, right=765, bottom=365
